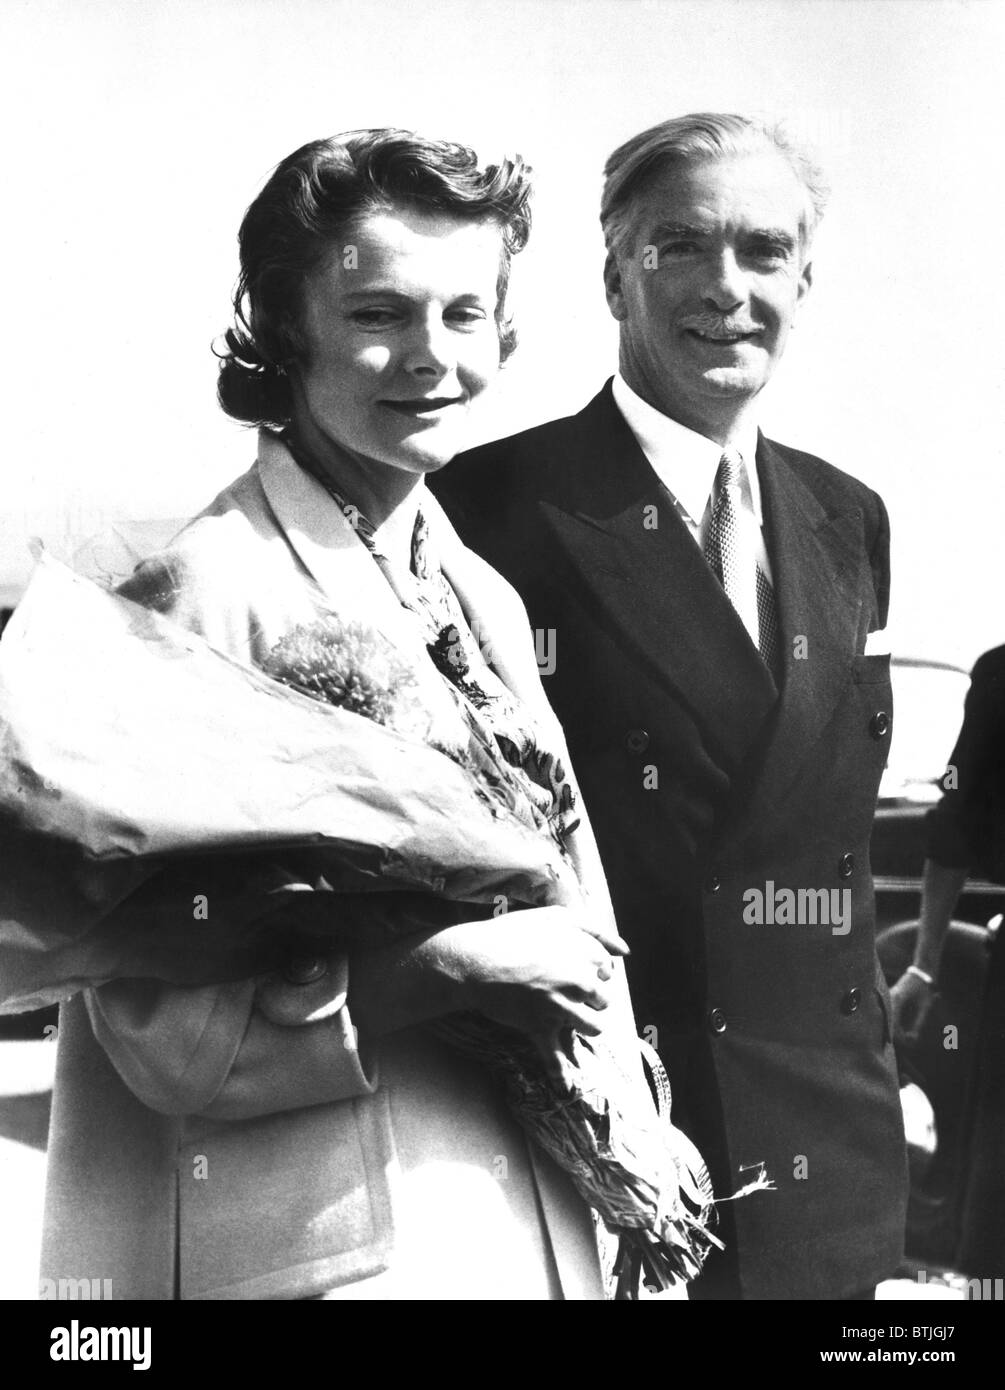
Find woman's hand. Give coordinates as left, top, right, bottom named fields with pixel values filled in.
left=444, top=906, right=620, bottom=1026
left=440, top=906, right=627, bottom=1086
left=347, top=904, right=628, bottom=1083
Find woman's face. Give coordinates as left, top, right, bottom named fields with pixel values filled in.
left=290, top=206, right=505, bottom=480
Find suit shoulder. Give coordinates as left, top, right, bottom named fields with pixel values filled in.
left=431, top=409, right=593, bottom=552
left=466, top=408, right=586, bottom=464
left=764, top=437, right=887, bottom=523
left=970, top=645, right=1005, bottom=686
left=439, top=410, right=585, bottom=499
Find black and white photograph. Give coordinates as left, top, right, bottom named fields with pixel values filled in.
left=0, top=0, right=1001, bottom=1359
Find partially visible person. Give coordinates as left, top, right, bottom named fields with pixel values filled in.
left=891, top=645, right=1005, bottom=1278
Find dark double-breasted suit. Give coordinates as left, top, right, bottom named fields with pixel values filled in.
left=433, top=381, right=908, bottom=1299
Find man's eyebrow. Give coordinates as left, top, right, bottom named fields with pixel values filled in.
left=746, top=228, right=799, bottom=250
left=650, top=221, right=707, bottom=240
left=647, top=222, right=799, bottom=251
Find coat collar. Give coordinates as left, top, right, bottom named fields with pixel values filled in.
left=255, top=428, right=408, bottom=636
left=254, top=430, right=550, bottom=720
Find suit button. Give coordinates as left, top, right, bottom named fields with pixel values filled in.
left=704, top=873, right=721, bottom=894
left=284, top=955, right=328, bottom=985
left=869, top=711, right=890, bottom=739
left=709, top=1007, right=727, bottom=1034
left=841, top=987, right=861, bottom=1015
left=838, top=853, right=855, bottom=879
left=625, top=728, right=650, bottom=755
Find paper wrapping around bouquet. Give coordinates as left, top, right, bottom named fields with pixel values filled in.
left=0, top=554, right=577, bottom=1011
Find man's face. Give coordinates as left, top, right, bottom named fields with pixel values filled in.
left=605, top=151, right=813, bottom=437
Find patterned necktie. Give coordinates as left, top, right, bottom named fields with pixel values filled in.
left=703, top=448, right=781, bottom=674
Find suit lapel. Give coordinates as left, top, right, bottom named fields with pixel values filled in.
left=540, top=387, right=777, bottom=772
left=741, top=436, right=869, bottom=820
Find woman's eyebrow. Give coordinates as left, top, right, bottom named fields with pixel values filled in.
left=341, top=286, right=411, bottom=299
left=341, top=287, right=491, bottom=302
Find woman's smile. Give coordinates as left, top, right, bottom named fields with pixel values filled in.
left=379, top=394, right=467, bottom=419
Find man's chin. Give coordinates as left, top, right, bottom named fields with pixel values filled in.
left=698, top=367, right=766, bottom=398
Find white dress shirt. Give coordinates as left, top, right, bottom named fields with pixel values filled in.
left=611, top=372, right=774, bottom=585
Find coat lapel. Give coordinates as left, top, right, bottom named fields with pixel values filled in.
left=254, top=431, right=474, bottom=739
left=256, top=435, right=609, bottom=1298
left=741, top=436, right=871, bottom=820
left=539, top=386, right=777, bottom=772
left=425, top=491, right=558, bottom=725
left=254, top=431, right=421, bottom=649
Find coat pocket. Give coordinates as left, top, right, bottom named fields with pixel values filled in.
left=179, top=1089, right=396, bottom=1299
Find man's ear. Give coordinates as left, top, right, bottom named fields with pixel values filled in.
left=603, top=248, right=628, bottom=322
left=797, top=258, right=813, bottom=308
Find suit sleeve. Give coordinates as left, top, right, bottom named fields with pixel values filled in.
left=868, top=489, right=891, bottom=631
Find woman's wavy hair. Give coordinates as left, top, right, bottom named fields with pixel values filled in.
left=217, top=129, right=533, bottom=427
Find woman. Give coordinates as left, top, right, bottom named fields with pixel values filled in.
left=40, top=130, right=657, bottom=1300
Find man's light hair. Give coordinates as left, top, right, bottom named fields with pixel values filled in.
left=600, top=112, right=829, bottom=260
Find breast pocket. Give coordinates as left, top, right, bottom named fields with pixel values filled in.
left=852, top=653, right=892, bottom=686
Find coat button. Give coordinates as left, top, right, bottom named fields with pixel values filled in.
left=625, top=728, right=650, bottom=755
left=284, top=955, right=328, bottom=985
left=704, top=873, right=721, bottom=894
left=838, top=852, right=855, bottom=879
left=841, top=987, right=861, bottom=1015
left=709, top=1007, right=727, bottom=1034
left=869, top=711, right=890, bottom=739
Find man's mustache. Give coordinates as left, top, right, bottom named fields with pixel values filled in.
left=681, top=316, right=763, bottom=336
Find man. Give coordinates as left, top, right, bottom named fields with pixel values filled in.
left=432, top=113, right=907, bottom=1299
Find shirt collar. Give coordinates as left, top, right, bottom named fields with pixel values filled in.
left=611, top=372, right=763, bottom=526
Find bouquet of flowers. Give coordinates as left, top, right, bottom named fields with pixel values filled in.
left=0, top=552, right=734, bottom=1293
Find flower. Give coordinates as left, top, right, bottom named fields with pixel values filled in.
left=0, top=554, right=728, bottom=1294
